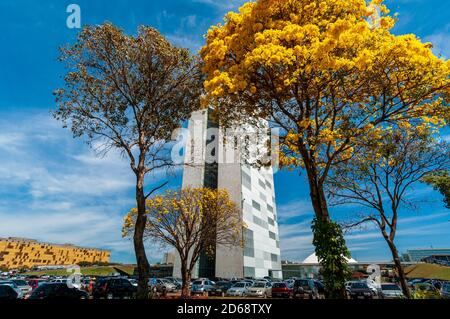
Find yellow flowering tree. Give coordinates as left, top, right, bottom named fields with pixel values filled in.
left=201, top=0, right=450, bottom=297
left=122, top=188, right=243, bottom=297
left=327, top=125, right=450, bottom=298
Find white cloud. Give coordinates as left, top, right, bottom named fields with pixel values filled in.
left=0, top=110, right=170, bottom=263
left=424, top=26, right=450, bottom=58
left=191, top=0, right=247, bottom=11
left=277, top=200, right=314, bottom=222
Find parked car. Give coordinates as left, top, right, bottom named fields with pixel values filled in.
left=348, top=282, right=376, bottom=299
left=10, top=279, right=32, bottom=296
left=208, top=281, right=233, bottom=297
left=0, top=281, right=24, bottom=299
left=246, top=281, right=272, bottom=298
left=27, top=279, right=46, bottom=290
left=128, top=279, right=138, bottom=287
left=380, top=283, right=405, bottom=299
left=226, top=282, right=252, bottom=297
left=28, top=283, right=89, bottom=300
left=313, top=280, right=325, bottom=298
left=150, top=278, right=178, bottom=294
left=271, top=282, right=292, bottom=298
left=191, top=279, right=215, bottom=296
left=93, top=278, right=137, bottom=299
left=292, top=279, right=319, bottom=299
left=413, top=283, right=441, bottom=299
left=0, top=285, right=19, bottom=300
left=440, top=282, right=450, bottom=299
left=164, top=277, right=182, bottom=290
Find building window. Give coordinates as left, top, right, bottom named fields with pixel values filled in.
left=252, top=200, right=261, bottom=211
left=243, top=229, right=254, bottom=249
left=258, top=179, right=266, bottom=189
left=244, top=247, right=255, bottom=258
left=265, top=180, right=272, bottom=189
left=242, top=170, right=252, bottom=190
left=260, top=192, right=267, bottom=202
left=244, top=266, right=256, bottom=278
left=269, top=231, right=276, bottom=240
left=271, top=254, right=279, bottom=262
left=267, top=204, right=274, bottom=213
left=268, top=217, right=275, bottom=226
left=253, top=216, right=268, bottom=229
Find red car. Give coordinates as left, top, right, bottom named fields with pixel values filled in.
left=27, top=279, right=46, bottom=290
left=271, top=282, right=293, bottom=298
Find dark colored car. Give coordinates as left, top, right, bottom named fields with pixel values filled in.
left=93, top=278, right=137, bottom=299
left=28, top=283, right=89, bottom=300
left=209, top=281, right=233, bottom=297
left=0, top=285, right=19, bottom=300
left=349, top=282, right=376, bottom=299
left=293, top=279, right=319, bottom=299
left=313, top=280, right=325, bottom=298
left=271, top=282, right=292, bottom=298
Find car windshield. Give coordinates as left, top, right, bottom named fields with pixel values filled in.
left=273, top=283, right=286, bottom=288
left=253, top=283, right=266, bottom=288
left=193, top=281, right=203, bottom=285
left=0, top=281, right=17, bottom=288
left=233, top=283, right=245, bottom=288
left=382, top=284, right=400, bottom=291
left=295, top=280, right=310, bottom=289
left=416, top=284, right=434, bottom=291
left=351, top=282, right=369, bottom=289
left=12, top=280, right=28, bottom=286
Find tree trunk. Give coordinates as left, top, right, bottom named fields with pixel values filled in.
left=134, top=173, right=150, bottom=299
left=305, top=163, right=330, bottom=221
left=305, top=163, right=348, bottom=298
left=385, top=238, right=411, bottom=299
left=181, top=261, right=191, bottom=298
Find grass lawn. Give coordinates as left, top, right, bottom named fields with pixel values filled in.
left=25, top=265, right=135, bottom=277
left=405, top=263, right=450, bottom=281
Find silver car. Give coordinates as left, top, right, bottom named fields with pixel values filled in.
left=246, top=281, right=272, bottom=298
left=226, top=282, right=252, bottom=297
left=380, top=283, right=405, bottom=299
left=191, top=279, right=215, bottom=295
left=11, top=279, right=32, bottom=296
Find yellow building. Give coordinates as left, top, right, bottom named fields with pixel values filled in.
left=0, top=237, right=110, bottom=269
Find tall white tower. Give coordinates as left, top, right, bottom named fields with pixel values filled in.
left=173, top=109, right=282, bottom=279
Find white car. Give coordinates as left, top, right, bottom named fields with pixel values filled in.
left=246, top=281, right=272, bottom=298
left=380, top=283, right=405, bottom=299
left=11, top=279, right=32, bottom=295
left=226, top=282, right=252, bottom=297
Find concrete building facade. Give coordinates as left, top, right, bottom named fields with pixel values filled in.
left=173, top=109, right=282, bottom=279
left=0, top=237, right=110, bottom=269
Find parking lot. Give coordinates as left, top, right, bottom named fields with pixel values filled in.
left=1, top=272, right=449, bottom=300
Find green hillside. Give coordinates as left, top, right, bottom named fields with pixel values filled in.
left=25, top=265, right=134, bottom=277
left=405, top=263, right=450, bottom=281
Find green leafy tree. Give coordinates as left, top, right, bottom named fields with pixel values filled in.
left=423, top=171, right=450, bottom=209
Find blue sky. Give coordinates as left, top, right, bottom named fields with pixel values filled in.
left=0, top=0, right=449, bottom=264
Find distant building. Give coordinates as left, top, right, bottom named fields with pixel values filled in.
left=401, top=248, right=450, bottom=263
left=421, top=255, right=450, bottom=266
left=0, top=237, right=110, bottom=269
left=281, top=254, right=416, bottom=279
left=163, top=252, right=175, bottom=265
